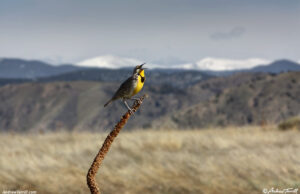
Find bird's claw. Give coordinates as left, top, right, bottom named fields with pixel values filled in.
left=134, top=99, right=142, bottom=105
left=128, top=108, right=134, bottom=115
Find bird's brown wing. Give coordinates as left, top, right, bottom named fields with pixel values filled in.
left=112, top=76, right=137, bottom=100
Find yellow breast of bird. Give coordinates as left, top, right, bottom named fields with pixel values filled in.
left=131, top=70, right=145, bottom=97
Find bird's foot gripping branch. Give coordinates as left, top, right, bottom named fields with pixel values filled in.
left=86, top=94, right=147, bottom=194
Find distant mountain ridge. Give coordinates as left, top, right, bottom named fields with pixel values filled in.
left=204, top=59, right=300, bottom=76
left=39, top=68, right=212, bottom=88
left=249, top=59, right=300, bottom=73
left=0, top=58, right=299, bottom=83
left=0, top=58, right=83, bottom=79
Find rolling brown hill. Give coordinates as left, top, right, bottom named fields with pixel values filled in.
left=171, top=72, right=300, bottom=128
left=0, top=72, right=299, bottom=132
left=0, top=81, right=197, bottom=132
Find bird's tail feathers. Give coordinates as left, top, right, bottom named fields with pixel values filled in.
left=104, top=99, right=113, bottom=107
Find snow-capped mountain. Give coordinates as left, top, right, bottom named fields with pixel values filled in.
left=77, top=55, right=271, bottom=71
left=193, top=57, right=270, bottom=71
left=77, top=55, right=147, bottom=69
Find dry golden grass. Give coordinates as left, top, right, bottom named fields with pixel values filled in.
left=0, top=126, right=299, bottom=194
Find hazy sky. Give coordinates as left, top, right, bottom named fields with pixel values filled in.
left=0, top=0, right=299, bottom=65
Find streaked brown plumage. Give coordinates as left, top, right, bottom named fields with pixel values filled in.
left=104, top=63, right=146, bottom=112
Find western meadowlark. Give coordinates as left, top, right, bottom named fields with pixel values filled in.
left=104, top=63, right=146, bottom=113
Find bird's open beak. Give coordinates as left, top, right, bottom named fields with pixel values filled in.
left=138, top=63, right=146, bottom=70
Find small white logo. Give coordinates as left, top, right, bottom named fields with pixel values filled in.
left=263, top=187, right=298, bottom=194
left=2, top=191, right=37, bottom=194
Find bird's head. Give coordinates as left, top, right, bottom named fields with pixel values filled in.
left=133, top=63, right=146, bottom=76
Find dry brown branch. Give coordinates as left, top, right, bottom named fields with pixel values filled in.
left=86, top=94, right=147, bottom=194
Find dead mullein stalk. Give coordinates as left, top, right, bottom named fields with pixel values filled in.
left=87, top=94, right=147, bottom=194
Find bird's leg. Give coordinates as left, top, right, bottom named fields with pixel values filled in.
left=128, top=97, right=142, bottom=104
left=129, top=97, right=140, bottom=100
left=123, top=99, right=134, bottom=114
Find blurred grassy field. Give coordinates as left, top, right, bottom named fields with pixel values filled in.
left=0, top=126, right=299, bottom=194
